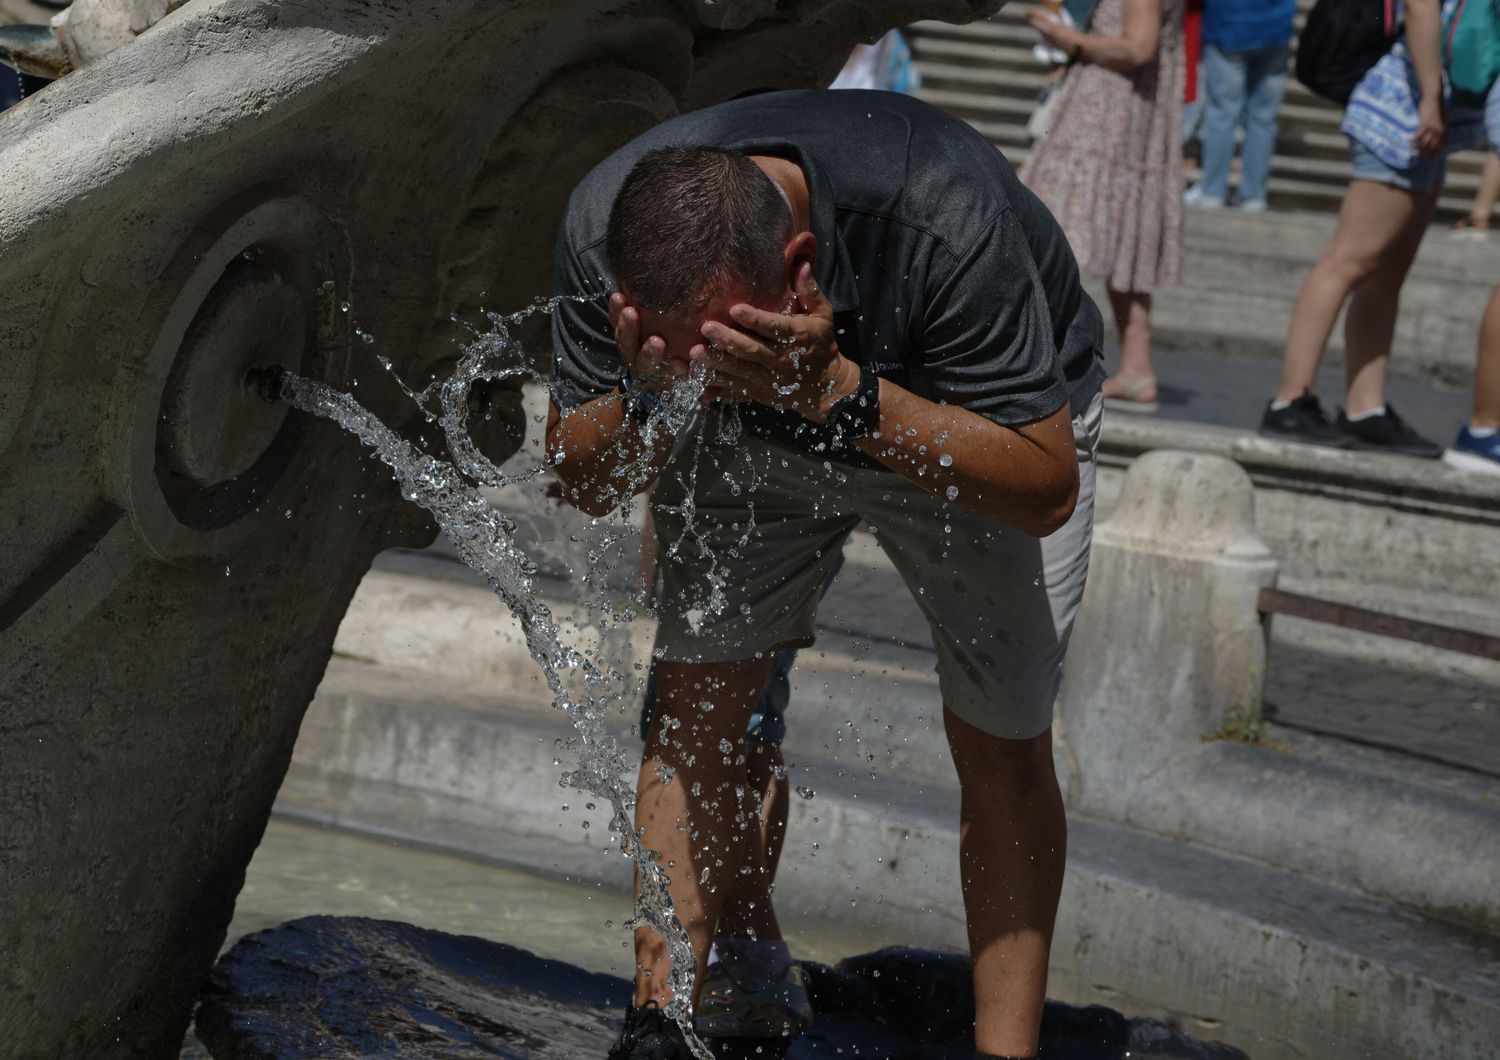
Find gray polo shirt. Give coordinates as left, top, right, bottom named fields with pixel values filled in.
left=551, top=89, right=1104, bottom=458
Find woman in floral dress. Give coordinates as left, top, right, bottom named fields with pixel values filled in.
left=1023, top=0, right=1187, bottom=413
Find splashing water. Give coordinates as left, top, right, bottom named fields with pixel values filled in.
left=260, top=304, right=718, bottom=1058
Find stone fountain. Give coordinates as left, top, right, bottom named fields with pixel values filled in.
left=0, top=1, right=1000, bottom=1055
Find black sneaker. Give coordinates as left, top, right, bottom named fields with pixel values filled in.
left=1335, top=404, right=1443, bottom=458
left=1258, top=391, right=1351, bottom=448
left=609, top=1001, right=693, bottom=1060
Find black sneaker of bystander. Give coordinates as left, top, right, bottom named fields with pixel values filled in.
left=1335, top=404, right=1443, bottom=458
left=1258, top=391, right=1351, bottom=448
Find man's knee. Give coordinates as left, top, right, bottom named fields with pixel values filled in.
left=944, top=708, right=1055, bottom=785
left=645, top=658, right=771, bottom=758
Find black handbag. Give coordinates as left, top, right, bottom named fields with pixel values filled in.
left=1295, top=0, right=1399, bottom=104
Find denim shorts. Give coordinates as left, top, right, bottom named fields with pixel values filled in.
left=1349, top=137, right=1447, bottom=194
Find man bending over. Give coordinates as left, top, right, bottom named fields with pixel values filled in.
left=546, top=89, right=1104, bottom=1060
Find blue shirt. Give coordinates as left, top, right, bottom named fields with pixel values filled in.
left=1203, top=0, right=1296, bottom=52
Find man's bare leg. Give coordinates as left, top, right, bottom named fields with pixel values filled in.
left=632, top=657, right=776, bottom=1007
left=713, top=740, right=790, bottom=942
left=944, top=708, right=1067, bottom=1059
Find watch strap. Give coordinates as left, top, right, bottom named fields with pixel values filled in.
left=619, top=369, right=661, bottom=424
left=826, top=365, right=880, bottom=449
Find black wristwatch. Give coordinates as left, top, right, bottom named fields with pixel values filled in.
left=825, top=365, right=881, bottom=448
left=619, top=369, right=661, bottom=424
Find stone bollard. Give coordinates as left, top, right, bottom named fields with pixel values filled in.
left=1055, top=450, right=1279, bottom=805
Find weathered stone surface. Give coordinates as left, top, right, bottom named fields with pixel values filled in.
left=0, top=2, right=1002, bottom=1057
left=196, top=917, right=629, bottom=1058
left=1058, top=449, right=1279, bottom=792
left=49, top=0, right=192, bottom=69
left=196, top=918, right=1248, bottom=1059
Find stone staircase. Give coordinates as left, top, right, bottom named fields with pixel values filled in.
left=909, top=1, right=1489, bottom=220
left=907, top=4, right=1499, bottom=376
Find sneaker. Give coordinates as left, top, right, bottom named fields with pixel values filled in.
left=1442, top=426, right=1500, bottom=474
left=1237, top=196, right=1268, bottom=213
left=695, top=959, right=814, bottom=1039
left=609, top=1001, right=692, bottom=1060
left=1335, top=404, right=1443, bottom=458
left=1184, top=185, right=1225, bottom=209
left=1258, top=391, right=1350, bottom=448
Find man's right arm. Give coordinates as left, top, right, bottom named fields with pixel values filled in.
left=549, top=220, right=679, bottom=516
left=545, top=392, right=673, bottom=518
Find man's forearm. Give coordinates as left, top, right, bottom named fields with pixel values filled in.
left=545, top=394, right=674, bottom=517
left=851, top=379, right=1079, bottom=537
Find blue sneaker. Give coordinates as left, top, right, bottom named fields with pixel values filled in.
left=1442, top=427, right=1500, bottom=475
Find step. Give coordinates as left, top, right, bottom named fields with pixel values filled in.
left=912, top=62, right=1048, bottom=94
left=909, top=16, right=1034, bottom=46
left=328, top=539, right=1500, bottom=911
left=909, top=35, right=1036, bottom=66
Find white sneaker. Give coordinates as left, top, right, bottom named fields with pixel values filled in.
left=1238, top=197, right=1268, bottom=213
left=1184, top=185, right=1225, bottom=209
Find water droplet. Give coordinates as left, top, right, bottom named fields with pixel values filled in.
left=795, top=786, right=816, bottom=800
left=945, top=485, right=959, bottom=501
left=938, top=453, right=953, bottom=467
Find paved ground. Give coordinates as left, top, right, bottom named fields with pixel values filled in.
left=1266, top=640, right=1499, bottom=778
left=1103, top=343, right=1477, bottom=448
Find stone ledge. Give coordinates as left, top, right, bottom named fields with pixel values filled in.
left=1099, top=416, right=1500, bottom=518
left=329, top=554, right=1500, bottom=930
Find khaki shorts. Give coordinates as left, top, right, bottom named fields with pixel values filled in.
left=649, top=394, right=1101, bottom=740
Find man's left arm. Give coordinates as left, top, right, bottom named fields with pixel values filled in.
left=852, top=379, right=1078, bottom=538
left=699, top=247, right=1079, bottom=538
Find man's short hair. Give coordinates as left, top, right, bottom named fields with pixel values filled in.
left=606, top=145, right=795, bottom=312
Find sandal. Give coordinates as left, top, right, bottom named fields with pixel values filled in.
left=1451, top=215, right=1492, bottom=242
left=1102, top=374, right=1159, bottom=415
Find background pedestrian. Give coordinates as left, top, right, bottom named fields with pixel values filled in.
left=1184, top=0, right=1296, bottom=211
left=1260, top=0, right=1487, bottom=456
left=1023, top=0, right=1186, bottom=414
left=1443, top=283, right=1500, bottom=473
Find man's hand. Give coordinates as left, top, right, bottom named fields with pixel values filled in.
left=608, top=292, right=674, bottom=390
left=694, top=263, right=859, bottom=422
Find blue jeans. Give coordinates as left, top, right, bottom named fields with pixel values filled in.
left=1199, top=42, right=1291, bottom=203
